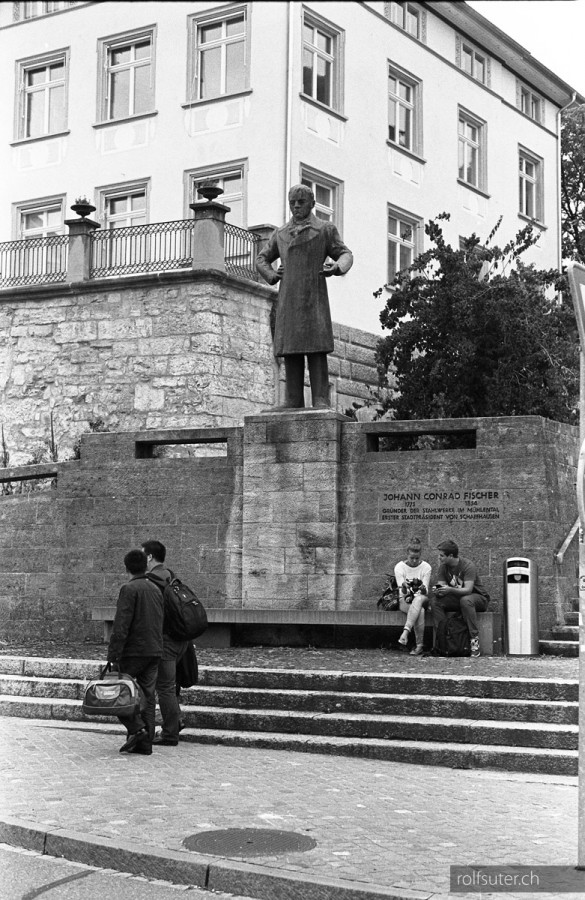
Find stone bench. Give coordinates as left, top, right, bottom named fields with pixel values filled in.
left=91, top=606, right=503, bottom=655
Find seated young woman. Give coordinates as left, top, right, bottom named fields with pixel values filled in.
left=393, top=537, right=432, bottom=656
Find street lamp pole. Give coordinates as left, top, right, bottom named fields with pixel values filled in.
left=566, top=261, right=585, bottom=868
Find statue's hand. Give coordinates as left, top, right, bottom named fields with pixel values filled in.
left=322, top=262, right=340, bottom=277
left=273, top=264, right=284, bottom=282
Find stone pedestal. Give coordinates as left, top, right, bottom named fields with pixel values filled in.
left=189, top=200, right=230, bottom=271
left=241, top=410, right=347, bottom=610
left=64, top=217, right=99, bottom=282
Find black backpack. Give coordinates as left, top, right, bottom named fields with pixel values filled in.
left=149, top=570, right=208, bottom=641
left=435, top=614, right=471, bottom=657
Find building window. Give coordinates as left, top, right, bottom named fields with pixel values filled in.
left=98, top=29, right=155, bottom=122
left=16, top=51, right=68, bottom=140
left=517, top=83, right=543, bottom=123
left=21, top=1, right=78, bottom=19
left=458, top=38, right=488, bottom=85
left=384, top=2, right=425, bottom=40
left=302, top=10, right=344, bottom=112
left=100, top=187, right=148, bottom=230
left=388, top=64, right=421, bottom=153
left=458, top=109, right=486, bottom=191
left=387, top=206, right=420, bottom=283
left=16, top=198, right=64, bottom=238
left=519, top=149, right=543, bottom=222
left=187, top=162, right=246, bottom=228
left=188, top=6, right=248, bottom=102
left=300, top=167, right=342, bottom=225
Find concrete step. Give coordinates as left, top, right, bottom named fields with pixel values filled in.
left=0, top=695, right=577, bottom=751
left=196, top=666, right=578, bottom=702
left=539, top=640, right=579, bottom=658
left=21, top=718, right=578, bottom=777
left=552, top=626, right=579, bottom=641
left=0, top=656, right=579, bottom=700
left=0, top=676, right=577, bottom=724
left=184, top=685, right=577, bottom=725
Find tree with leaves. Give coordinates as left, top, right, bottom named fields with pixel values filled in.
left=373, top=214, right=578, bottom=424
left=561, top=102, right=585, bottom=264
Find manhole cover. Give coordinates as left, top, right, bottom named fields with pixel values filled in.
left=183, top=828, right=317, bottom=857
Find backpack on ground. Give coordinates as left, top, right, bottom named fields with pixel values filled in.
left=159, top=570, right=208, bottom=641
left=435, top=614, right=471, bottom=657
left=377, top=574, right=400, bottom=611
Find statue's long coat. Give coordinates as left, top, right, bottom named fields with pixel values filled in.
left=256, top=215, right=353, bottom=356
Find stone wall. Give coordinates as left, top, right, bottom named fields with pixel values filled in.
left=0, top=269, right=379, bottom=465
left=0, top=414, right=578, bottom=641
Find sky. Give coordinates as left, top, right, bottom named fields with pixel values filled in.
left=467, top=1, right=585, bottom=97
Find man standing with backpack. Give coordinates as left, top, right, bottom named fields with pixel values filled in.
left=107, top=549, right=164, bottom=755
left=429, top=539, right=489, bottom=658
left=142, top=540, right=190, bottom=746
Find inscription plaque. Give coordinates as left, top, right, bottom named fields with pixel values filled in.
left=379, top=488, right=502, bottom=523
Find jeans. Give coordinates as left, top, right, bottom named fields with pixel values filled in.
left=117, top=655, right=160, bottom=741
left=430, top=592, right=487, bottom=641
left=156, top=636, right=189, bottom=740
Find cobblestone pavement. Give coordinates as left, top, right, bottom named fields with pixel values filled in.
left=0, top=641, right=579, bottom=681
left=0, top=716, right=579, bottom=899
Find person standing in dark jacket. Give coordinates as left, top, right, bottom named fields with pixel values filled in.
left=142, top=540, right=190, bottom=746
left=107, top=549, right=164, bottom=755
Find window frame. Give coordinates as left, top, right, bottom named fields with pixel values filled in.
left=387, top=62, right=422, bottom=156
left=12, top=194, right=66, bottom=239
left=457, top=107, right=487, bottom=193
left=301, top=7, right=345, bottom=114
left=186, top=4, right=250, bottom=104
left=15, top=48, right=70, bottom=141
left=518, top=147, right=544, bottom=224
left=386, top=204, right=422, bottom=286
left=456, top=35, right=490, bottom=86
left=184, top=160, right=248, bottom=228
left=299, top=165, right=343, bottom=229
left=96, top=180, right=150, bottom=230
left=384, top=2, right=426, bottom=41
left=21, top=1, right=78, bottom=19
left=97, top=26, right=156, bottom=124
left=516, top=81, right=544, bottom=124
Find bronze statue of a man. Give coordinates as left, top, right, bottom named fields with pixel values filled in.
left=256, top=184, right=353, bottom=409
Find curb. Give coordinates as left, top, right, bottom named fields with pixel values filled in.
left=0, top=816, right=437, bottom=900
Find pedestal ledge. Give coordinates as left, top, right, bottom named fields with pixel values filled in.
left=245, top=408, right=351, bottom=423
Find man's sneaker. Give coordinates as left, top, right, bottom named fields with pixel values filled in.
left=470, top=637, right=480, bottom=658
left=410, top=644, right=424, bottom=656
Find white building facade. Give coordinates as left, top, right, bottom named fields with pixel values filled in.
left=0, top=0, right=580, bottom=335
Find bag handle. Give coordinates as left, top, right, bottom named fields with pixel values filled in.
left=100, top=661, right=120, bottom=678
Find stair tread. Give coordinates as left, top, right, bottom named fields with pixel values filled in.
left=1, top=695, right=576, bottom=732
left=10, top=717, right=578, bottom=759
left=1, top=677, right=578, bottom=708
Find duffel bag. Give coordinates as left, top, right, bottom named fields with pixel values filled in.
left=82, top=663, right=142, bottom=717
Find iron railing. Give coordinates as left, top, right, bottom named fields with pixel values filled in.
left=0, top=220, right=263, bottom=287
left=0, top=235, right=68, bottom=287
left=224, top=222, right=261, bottom=281
left=90, top=219, right=194, bottom=278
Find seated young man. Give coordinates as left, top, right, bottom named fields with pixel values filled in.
left=430, top=539, right=489, bottom=658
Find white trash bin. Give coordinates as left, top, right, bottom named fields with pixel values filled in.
left=504, top=557, right=539, bottom=655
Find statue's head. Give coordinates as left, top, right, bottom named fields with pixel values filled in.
left=288, top=184, right=315, bottom=222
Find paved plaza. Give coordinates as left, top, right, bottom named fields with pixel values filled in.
left=0, top=713, right=580, bottom=900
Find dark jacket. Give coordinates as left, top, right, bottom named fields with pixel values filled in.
left=256, top=215, right=353, bottom=356
left=107, top=574, right=164, bottom=662
left=146, top=564, right=174, bottom=636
